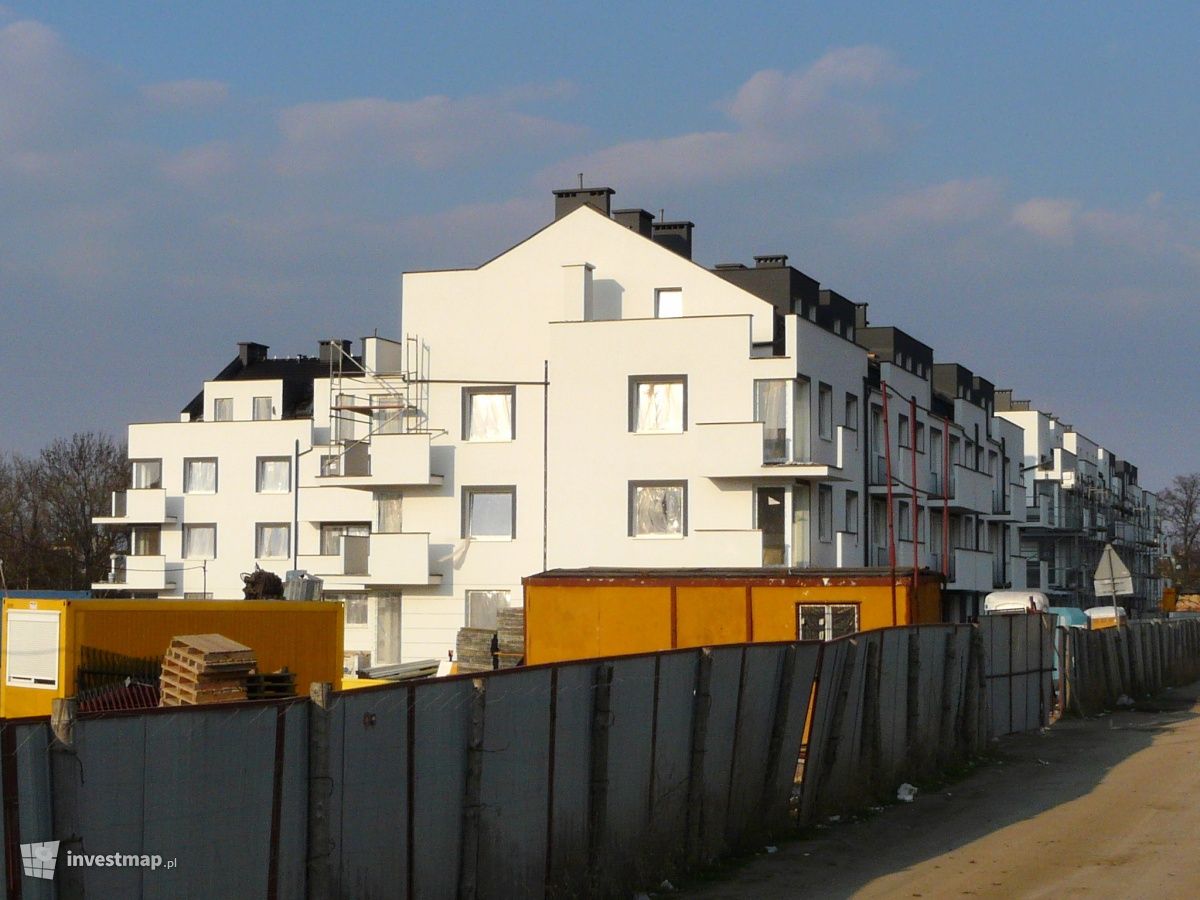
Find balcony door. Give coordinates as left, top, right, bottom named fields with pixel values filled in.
left=757, top=487, right=786, bottom=566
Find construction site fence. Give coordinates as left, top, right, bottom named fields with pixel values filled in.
left=1062, top=618, right=1200, bottom=716
left=0, top=618, right=1057, bottom=899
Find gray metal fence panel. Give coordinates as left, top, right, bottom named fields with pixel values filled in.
left=545, top=662, right=593, bottom=897
left=647, top=651, right=699, bottom=871
left=476, top=668, right=553, bottom=900
left=697, top=647, right=744, bottom=862
left=877, top=630, right=909, bottom=781
left=14, top=723, right=52, bottom=900
left=762, top=643, right=820, bottom=829
left=411, top=678, right=475, bottom=898
left=724, top=645, right=787, bottom=848
left=598, top=656, right=657, bottom=888
left=335, top=685, right=410, bottom=899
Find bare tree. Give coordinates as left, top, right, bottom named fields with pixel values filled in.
left=1159, top=473, right=1200, bottom=591
left=0, top=433, right=127, bottom=591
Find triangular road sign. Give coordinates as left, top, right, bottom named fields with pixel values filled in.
left=1093, top=543, right=1134, bottom=597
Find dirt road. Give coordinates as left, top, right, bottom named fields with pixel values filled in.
left=687, top=682, right=1200, bottom=898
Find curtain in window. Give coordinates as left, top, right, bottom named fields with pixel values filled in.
left=372, top=394, right=403, bottom=435
left=132, top=527, right=161, bottom=556
left=467, top=590, right=510, bottom=629
left=377, top=494, right=402, bottom=533
left=214, top=398, right=232, bottom=421
left=756, top=380, right=788, bottom=462
left=258, top=524, right=289, bottom=559
left=184, top=525, right=215, bottom=559
left=253, top=397, right=272, bottom=420
left=468, top=491, right=513, bottom=537
left=634, top=485, right=683, bottom=535
left=636, top=382, right=683, bottom=432
left=321, top=524, right=370, bottom=555
left=258, top=459, right=290, bottom=493
left=132, top=460, right=161, bottom=489
left=468, top=392, right=513, bottom=441
left=185, top=459, right=216, bottom=493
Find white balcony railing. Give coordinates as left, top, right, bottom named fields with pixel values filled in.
left=92, top=555, right=173, bottom=591
left=96, top=488, right=169, bottom=524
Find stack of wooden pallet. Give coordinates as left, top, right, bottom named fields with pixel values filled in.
left=159, top=634, right=256, bottom=707
left=455, top=627, right=497, bottom=673
left=246, top=669, right=297, bottom=700
left=496, top=607, right=525, bottom=669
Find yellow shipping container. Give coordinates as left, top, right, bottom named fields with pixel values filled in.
left=522, top=567, right=944, bottom=665
left=1, top=598, right=343, bottom=718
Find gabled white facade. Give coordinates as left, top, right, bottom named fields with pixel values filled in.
left=94, top=189, right=1159, bottom=663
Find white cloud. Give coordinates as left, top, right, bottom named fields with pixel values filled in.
left=272, top=88, right=583, bottom=175
left=541, top=46, right=911, bottom=190
left=141, top=78, right=229, bottom=111
left=1011, top=197, right=1080, bottom=242
left=840, top=178, right=1005, bottom=240
left=160, top=141, right=238, bottom=186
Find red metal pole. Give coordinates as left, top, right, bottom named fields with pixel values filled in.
left=943, top=416, right=951, bottom=579
left=911, top=396, right=919, bottom=598
left=882, top=383, right=897, bottom=624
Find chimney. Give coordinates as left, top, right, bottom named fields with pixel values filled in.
left=238, top=342, right=269, bottom=366
left=854, top=302, right=870, bottom=329
left=753, top=254, right=788, bottom=268
left=318, top=339, right=352, bottom=363
left=553, top=187, right=615, bottom=220
left=651, top=220, right=694, bottom=260
left=612, top=208, right=654, bottom=237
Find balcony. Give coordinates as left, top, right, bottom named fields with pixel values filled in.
left=947, top=465, right=992, bottom=512
left=700, top=422, right=849, bottom=481
left=947, top=547, right=992, bottom=592
left=91, top=555, right=174, bottom=592
left=309, top=433, right=441, bottom=489
left=94, top=489, right=171, bottom=525
left=300, top=533, right=440, bottom=587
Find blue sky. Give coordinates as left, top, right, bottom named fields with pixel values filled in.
left=1, top=3, right=1196, bottom=487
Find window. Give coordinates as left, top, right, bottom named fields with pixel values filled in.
left=463, top=387, right=515, bottom=441
left=321, top=523, right=370, bottom=555
left=372, top=393, right=404, bottom=435
left=256, top=523, right=290, bottom=559
left=320, top=454, right=340, bottom=476
left=654, top=288, right=682, bottom=318
left=463, top=487, right=516, bottom=540
left=798, top=604, right=859, bottom=641
left=466, top=590, right=511, bottom=630
left=916, top=422, right=926, bottom=453
left=377, top=492, right=402, bottom=533
left=256, top=457, right=291, bottom=493
left=844, top=394, right=858, bottom=431
left=334, top=393, right=356, bottom=441
left=844, top=491, right=859, bottom=534
left=898, top=414, right=911, bottom=448
left=898, top=501, right=911, bottom=541
left=818, top=383, right=833, bottom=440
left=630, top=377, right=686, bottom=433
left=214, top=398, right=233, bottom=421
left=131, top=459, right=162, bottom=489
left=6, top=610, right=60, bottom=689
left=818, top=485, right=833, bottom=542
left=870, top=406, right=883, bottom=454
left=756, top=379, right=790, bottom=462
left=630, top=481, right=685, bottom=537
left=131, top=526, right=161, bottom=556
left=253, top=396, right=272, bottom=421
left=345, top=596, right=368, bottom=626
left=833, top=319, right=843, bottom=335
left=183, top=524, right=216, bottom=559
left=184, top=458, right=217, bottom=494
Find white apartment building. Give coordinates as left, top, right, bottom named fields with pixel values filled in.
left=996, top=393, right=1162, bottom=613
left=92, top=186, right=1157, bottom=663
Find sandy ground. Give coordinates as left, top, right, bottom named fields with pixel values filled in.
left=686, top=682, right=1200, bottom=899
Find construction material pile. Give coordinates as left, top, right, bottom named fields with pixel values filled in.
left=246, top=669, right=297, bottom=700
left=455, top=627, right=496, bottom=674
left=496, top=607, right=525, bottom=669
left=159, top=634, right=256, bottom=706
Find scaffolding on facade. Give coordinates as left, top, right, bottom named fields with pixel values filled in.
left=323, top=335, right=435, bottom=469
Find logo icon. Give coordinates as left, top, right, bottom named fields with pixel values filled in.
left=20, top=841, right=60, bottom=880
